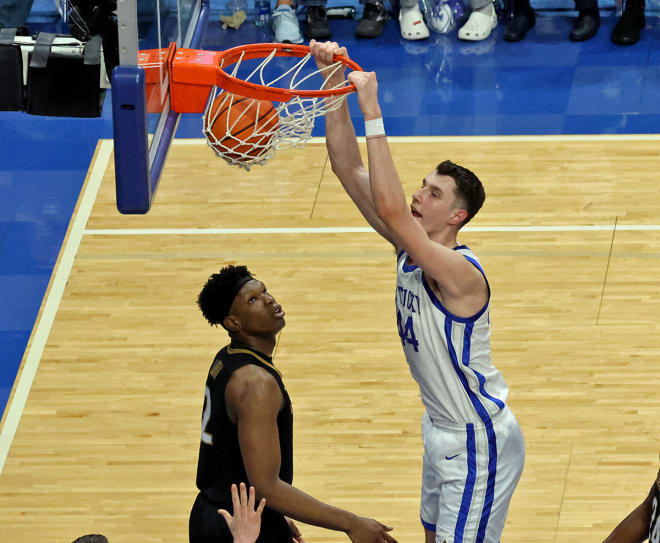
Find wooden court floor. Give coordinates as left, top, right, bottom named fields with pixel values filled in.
left=0, top=136, right=659, bottom=543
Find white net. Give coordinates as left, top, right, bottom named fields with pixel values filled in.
left=202, top=48, right=353, bottom=170
left=204, top=90, right=281, bottom=169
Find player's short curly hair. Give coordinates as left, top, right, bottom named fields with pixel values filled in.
left=436, top=160, right=485, bottom=227
left=198, top=265, right=254, bottom=328
left=71, top=536, right=109, bottom=543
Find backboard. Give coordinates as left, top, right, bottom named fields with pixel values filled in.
left=112, top=0, right=210, bottom=213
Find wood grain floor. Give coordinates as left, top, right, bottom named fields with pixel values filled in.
left=0, top=137, right=658, bottom=543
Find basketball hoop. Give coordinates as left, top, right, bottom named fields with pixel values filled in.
left=172, top=43, right=363, bottom=169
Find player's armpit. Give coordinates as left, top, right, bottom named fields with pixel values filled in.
left=385, top=210, right=486, bottom=311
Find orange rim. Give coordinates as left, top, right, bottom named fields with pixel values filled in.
left=214, top=43, right=363, bottom=102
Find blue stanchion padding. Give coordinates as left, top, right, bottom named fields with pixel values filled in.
left=112, top=66, right=151, bottom=214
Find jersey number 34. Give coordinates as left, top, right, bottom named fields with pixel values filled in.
left=397, top=310, right=419, bottom=352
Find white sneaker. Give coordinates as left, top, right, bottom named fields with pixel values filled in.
left=457, top=4, right=497, bottom=41
left=272, top=4, right=303, bottom=44
left=399, top=5, right=430, bottom=40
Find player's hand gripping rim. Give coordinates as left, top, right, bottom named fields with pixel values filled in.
left=309, top=39, right=349, bottom=83
left=347, top=71, right=381, bottom=121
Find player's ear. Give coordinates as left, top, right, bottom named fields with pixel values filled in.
left=223, top=314, right=241, bottom=333
left=449, top=208, right=468, bottom=225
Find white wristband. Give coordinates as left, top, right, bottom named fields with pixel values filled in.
left=364, top=117, right=385, bottom=138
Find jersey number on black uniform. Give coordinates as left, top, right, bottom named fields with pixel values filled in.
left=201, top=385, right=213, bottom=445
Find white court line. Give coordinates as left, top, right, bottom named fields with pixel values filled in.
left=84, top=225, right=660, bottom=235
left=85, top=227, right=375, bottom=235
left=172, top=134, right=660, bottom=145
left=0, top=140, right=113, bottom=477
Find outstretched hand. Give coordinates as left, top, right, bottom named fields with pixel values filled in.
left=218, top=483, right=266, bottom=543
left=347, top=516, right=398, bottom=543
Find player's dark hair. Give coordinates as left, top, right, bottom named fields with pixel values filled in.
left=71, top=536, right=109, bottom=543
left=198, top=265, right=254, bottom=328
left=436, top=160, right=485, bottom=227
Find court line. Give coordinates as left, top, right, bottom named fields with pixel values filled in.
left=172, top=134, right=660, bottom=145
left=84, top=225, right=660, bottom=235
left=0, top=140, right=113, bottom=477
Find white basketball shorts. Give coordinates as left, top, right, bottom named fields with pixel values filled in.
left=420, top=406, right=525, bottom=543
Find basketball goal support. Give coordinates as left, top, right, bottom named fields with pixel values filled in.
left=114, top=23, right=360, bottom=210
left=112, top=0, right=210, bottom=214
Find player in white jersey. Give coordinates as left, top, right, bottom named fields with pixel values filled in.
left=310, top=40, right=525, bottom=543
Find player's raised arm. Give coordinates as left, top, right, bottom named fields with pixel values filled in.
left=228, top=365, right=397, bottom=543
left=309, top=40, right=395, bottom=247
left=347, top=70, right=486, bottom=313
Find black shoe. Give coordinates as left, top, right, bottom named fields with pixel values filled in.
left=569, top=11, right=600, bottom=41
left=503, top=9, right=536, bottom=42
left=304, top=5, right=331, bottom=40
left=611, top=5, right=645, bottom=45
left=355, top=2, right=387, bottom=38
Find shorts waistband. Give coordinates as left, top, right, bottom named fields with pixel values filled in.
left=426, top=405, right=510, bottom=432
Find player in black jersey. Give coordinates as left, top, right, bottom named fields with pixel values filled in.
left=603, top=468, right=660, bottom=543
left=190, top=265, right=398, bottom=543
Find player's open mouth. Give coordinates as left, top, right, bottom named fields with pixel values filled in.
left=411, top=207, right=422, bottom=218
left=274, top=305, right=285, bottom=318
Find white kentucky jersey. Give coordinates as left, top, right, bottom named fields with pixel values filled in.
left=395, top=246, right=509, bottom=425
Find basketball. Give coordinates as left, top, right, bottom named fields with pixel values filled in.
left=204, top=90, right=279, bottom=164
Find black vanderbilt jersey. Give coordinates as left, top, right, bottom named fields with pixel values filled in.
left=195, top=343, right=293, bottom=507
left=651, top=469, right=659, bottom=543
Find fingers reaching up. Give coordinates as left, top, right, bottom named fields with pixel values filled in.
left=218, top=483, right=266, bottom=543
